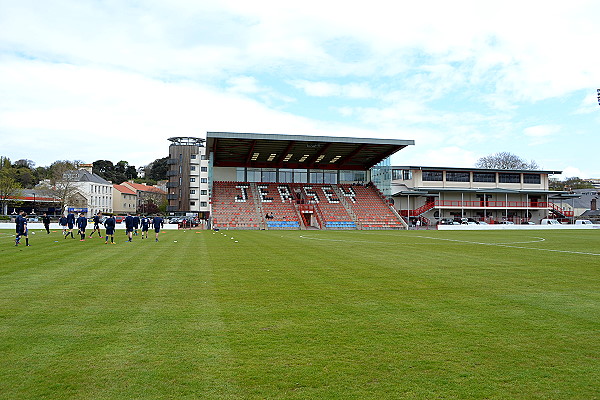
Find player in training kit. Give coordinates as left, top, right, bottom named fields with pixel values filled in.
left=133, top=214, right=140, bottom=236
left=104, top=215, right=116, bottom=244
left=76, top=213, right=88, bottom=241
left=65, top=211, right=76, bottom=239
left=59, top=215, right=68, bottom=236
left=152, top=214, right=164, bottom=242
left=42, top=212, right=51, bottom=234
left=15, top=210, right=30, bottom=246
left=140, top=215, right=150, bottom=239
left=89, top=211, right=103, bottom=238
left=124, top=213, right=134, bottom=242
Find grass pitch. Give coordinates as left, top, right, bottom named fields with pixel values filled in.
left=0, top=228, right=598, bottom=399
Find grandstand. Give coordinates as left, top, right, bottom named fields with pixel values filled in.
left=206, top=132, right=414, bottom=230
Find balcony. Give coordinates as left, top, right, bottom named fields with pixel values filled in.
left=167, top=170, right=178, bottom=177
left=166, top=182, right=179, bottom=188
left=167, top=158, right=178, bottom=165
left=167, top=194, right=178, bottom=200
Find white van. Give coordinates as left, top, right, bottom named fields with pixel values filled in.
left=540, top=219, right=561, bottom=225
left=575, top=220, right=594, bottom=225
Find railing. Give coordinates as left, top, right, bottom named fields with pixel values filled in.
left=427, top=200, right=553, bottom=208
left=166, top=182, right=179, bottom=188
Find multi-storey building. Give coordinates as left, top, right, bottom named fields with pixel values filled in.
left=166, top=137, right=210, bottom=217
left=386, top=166, right=569, bottom=224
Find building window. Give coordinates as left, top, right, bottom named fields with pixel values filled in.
left=190, top=177, right=196, bottom=183
left=190, top=201, right=196, bottom=206
left=191, top=166, right=196, bottom=171
left=499, top=173, right=521, bottom=183
left=190, top=189, right=196, bottom=195
left=446, top=171, right=470, bottom=182
left=201, top=166, right=207, bottom=172
left=201, top=178, right=207, bottom=183
left=201, top=201, right=207, bottom=207
left=201, top=190, right=207, bottom=195
left=524, top=174, right=541, bottom=184
left=473, top=172, right=496, bottom=182
left=422, top=170, right=443, bottom=181
left=201, top=155, right=207, bottom=160
left=191, top=154, right=196, bottom=159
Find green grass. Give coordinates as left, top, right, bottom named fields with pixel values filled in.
left=0, top=228, right=598, bottom=399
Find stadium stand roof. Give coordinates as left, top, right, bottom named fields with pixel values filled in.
left=206, top=132, right=414, bottom=170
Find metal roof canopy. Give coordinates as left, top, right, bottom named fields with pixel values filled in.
left=206, top=132, right=414, bottom=170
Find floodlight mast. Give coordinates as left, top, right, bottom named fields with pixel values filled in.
left=597, top=89, right=600, bottom=105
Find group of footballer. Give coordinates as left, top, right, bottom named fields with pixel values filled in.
left=14, top=210, right=165, bottom=246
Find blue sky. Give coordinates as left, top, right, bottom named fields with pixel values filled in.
left=1, top=0, right=599, bottom=178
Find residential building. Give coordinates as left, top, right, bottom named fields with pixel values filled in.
left=166, top=137, right=210, bottom=217
left=120, top=181, right=167, bottom=213
left=112, top=184, right=137, bottom=215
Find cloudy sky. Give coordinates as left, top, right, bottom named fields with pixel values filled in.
left=1, top=0, right=599, bottom=178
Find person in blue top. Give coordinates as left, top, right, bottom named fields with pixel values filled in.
left=89, top=211, right=103, bottom=238
left=65, top=210, right=76, bottom=239
left=124, top=213, right=134, bottom=242
left=152, top=214, right=164, bottom=242
left=140, top=215, right=150, bottom=239
left=59, top=214, right=68, bottom=236
left=76, top=213, right=88, bottom=241
left=133, top=214, right=140, bottom=236
left=15, top=210, right=30, bottom=247
left=104, top=215, right=116, bottom=244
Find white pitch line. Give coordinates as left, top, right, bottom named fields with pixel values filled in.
left=298, top=234, right=600, bottom=256
left=414, top=235, right=600, bottom=256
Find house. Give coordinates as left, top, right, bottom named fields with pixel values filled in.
left=112, top=184, right=137, bottom=215
left=120, top=181, right=167, bottom=213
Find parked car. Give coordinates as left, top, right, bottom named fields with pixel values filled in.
left=575, top=219, right=594, bottom=225
left=540, top=218, right=561, bottom=225
left=179, top=218, right=199, bottom=228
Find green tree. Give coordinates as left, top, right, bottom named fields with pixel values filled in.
left=0, top=168, right=22, bottom=215
left=146, top=157, right=169, bottom=181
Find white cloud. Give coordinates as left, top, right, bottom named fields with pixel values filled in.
left=290, top=80, right=373, bottom=99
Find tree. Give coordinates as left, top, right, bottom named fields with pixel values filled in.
left=0, top=168, right=22, bottom=215
left=37, top=160, right=82, bottom=214
left=146, top=157, right=169, bottom=181
left=549, top=177, right=594, bottom=191
left=475, top=152, right=539, bottom=170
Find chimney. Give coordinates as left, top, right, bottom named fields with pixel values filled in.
left=592, top=198, right=597, bottom=211
left=80, top=163, right=93, bottom=174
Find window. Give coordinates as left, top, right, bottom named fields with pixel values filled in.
left=201, top=166, right=207, bottom=172
left=446, top=171, right=470, bottom=182
left=191, top=154, right=197, bottom=159
left=201, top=178, right=207, bottom=183
left=499, top=173, right=520, bottom=183
left=422, top=170, right=443, bottom=181
left=201, top=190, right=207, bottom=195
left=200, top=201, right=207, bottom=207
left=524, top=174, right=541, bottom=184
left=201, top=155, right=207, bottom=160
left=293, top=169, right=308, bottom=183
left=190, top=177, right=196, bottom=182
left=473, top=172, right=496, bottom=182
left=190, top=189, right=196, bottom=195
left=279, top=169, right=293, bottom=183
left=392, top=169, right=412, bottom=180
left=190, top=166, right=196, bottom=171
left=190, top=201, right=196, bottom=206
